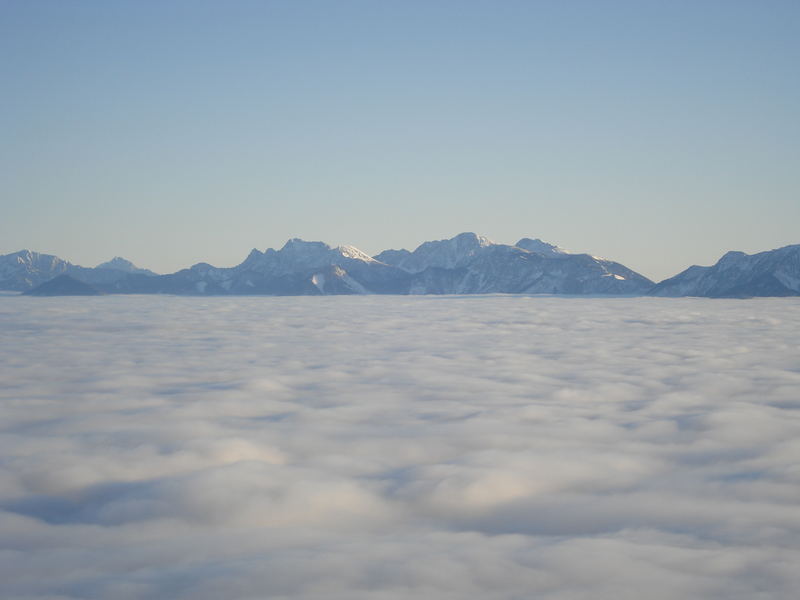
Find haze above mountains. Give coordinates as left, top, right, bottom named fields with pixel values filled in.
left=3, top=233, right=799, bottom=298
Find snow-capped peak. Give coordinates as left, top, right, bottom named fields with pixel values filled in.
left=388, top=232, right=496, bottom=274
left=515, top=238, right=569, bottom=257
left=12, top=249, right=33, bottom=262
left=335, top=245, right=377, bottom=262
left=277, top=239, right=376, bottom=264
left=454, top=232, right=494, bottom=247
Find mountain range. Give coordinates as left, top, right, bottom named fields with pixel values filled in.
left=0, top=250, right=158, bottom=292
left=2, top=234, right=798, bottom=297
left=650, top=244, right=800, bottom=297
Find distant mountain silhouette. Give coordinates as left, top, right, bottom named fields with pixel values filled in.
left=24, top=275, right=103, bottom=296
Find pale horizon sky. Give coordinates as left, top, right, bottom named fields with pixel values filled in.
left=2, top=0, right=799, bottom=282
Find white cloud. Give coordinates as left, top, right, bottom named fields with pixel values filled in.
left=0, top=295, right=799, bottom=599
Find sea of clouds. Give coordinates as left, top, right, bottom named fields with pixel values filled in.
left=1, top=295, right=799, bottom=599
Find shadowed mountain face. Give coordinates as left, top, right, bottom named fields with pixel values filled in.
left=4, top=235, right=797, bottom=297
left=23, top=275, right=103, bottom=296
left=649, top=245, right=800, bottom=297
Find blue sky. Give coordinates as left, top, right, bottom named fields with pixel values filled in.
left=2, top=0, right=798, bottom=281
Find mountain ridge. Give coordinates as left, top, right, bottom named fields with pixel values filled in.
left=3, top=235, right=798, bottom=297
left=649, top=243, right=800, bottom=297
left=0, top=250, right=158, bottom=291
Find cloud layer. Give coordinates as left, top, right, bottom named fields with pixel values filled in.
left=1, top=295, right=799, bottom=599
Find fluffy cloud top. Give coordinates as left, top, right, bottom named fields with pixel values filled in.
left=1, top=295, right=799, bottom=599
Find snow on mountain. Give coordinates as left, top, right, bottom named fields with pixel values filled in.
left=376, top=232, right=495, bottom=273
left=336, top=245, right=378, bottom=263
left=0, top=250, right=73, bottom=291
left=0, top=250, right=160, bottom=291
left=16, top=235, right=798, bottom=298
left=96, top=257, right=158, bottom=276
left=220, top=239, right=408, bottom=294
left=404, top=239, right=651, bottom=295
left=102, top=239, right=408, bottom=296
left=514, top=238, right=570, bottom=257
left=650, top=244, right=800, bottom=297
left=238, top=239, right=379, bottom=277
left=376, top=233, right=651, bottom=295
left=1, top=234, right=655, bottom=296
left=111, top=232, right=649, bottom=297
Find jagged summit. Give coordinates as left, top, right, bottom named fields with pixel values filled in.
left=0, top=250, right=72, bottom=291
left=7, top=249, right=67, bottom=265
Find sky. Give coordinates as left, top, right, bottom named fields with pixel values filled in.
left=2, top=0, right=799, bottom=282
left=2, top=295, right=800, bottom=598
